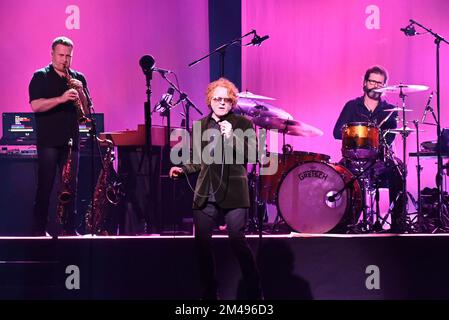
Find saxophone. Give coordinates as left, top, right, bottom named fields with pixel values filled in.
left=64, top=67, right=89, bottom=124
left=57, top=138, right=74, bottom=225
left=85, top=138, right=123, bottom=235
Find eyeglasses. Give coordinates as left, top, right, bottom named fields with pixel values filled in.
left=367, top=79, right=384, bottom=87
left=212, top=97, right=233, bottom=104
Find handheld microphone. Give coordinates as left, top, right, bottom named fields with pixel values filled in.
left=421, top=91, right=433, bottom=123
left=155, top=87, right=175, bottom=113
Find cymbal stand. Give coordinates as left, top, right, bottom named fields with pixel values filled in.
left=247, top=125, right=268, bottom=238
left=413, top=120, right=424, bottom=232
left=397, top=87, right=412, bottom=227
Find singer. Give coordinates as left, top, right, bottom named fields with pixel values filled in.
left=29, top=36, right=92, bottom=236
left=169, top=78, right=262, bottom=300
left=333, top=65, right=406, bottom=233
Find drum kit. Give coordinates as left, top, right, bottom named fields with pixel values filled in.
left=240, top=83, right=445, bottom=235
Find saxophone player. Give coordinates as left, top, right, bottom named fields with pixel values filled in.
left=29, top=36, right=92, bottom=236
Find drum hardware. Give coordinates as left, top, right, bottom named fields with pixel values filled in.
left=374, top=84, right=429, bottom=229
left=247, top=164, right=268, bottom=237
left=334, top=159, right=380, bottom=233
left=409, top=98, right=449, bottom=233
left=413, top=119, right=424, bottom=232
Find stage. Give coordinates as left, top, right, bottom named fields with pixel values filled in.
left=1, top=233, right=448, bottom=300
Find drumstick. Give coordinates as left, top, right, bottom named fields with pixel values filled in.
left=378, top=111, right=394, bottom=128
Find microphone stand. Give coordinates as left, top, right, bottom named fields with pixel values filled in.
left=142, top=70, right=154, bottom=233
left=158, top=73, right=203, bottom=135
left=188, top=30, right=257, bottom=77
left=409, top=19, right=449, bottom=222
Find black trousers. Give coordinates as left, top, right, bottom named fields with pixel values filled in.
left=33, top=145, right=79, bottom=235
left=193, top=203, right=262, bottom=299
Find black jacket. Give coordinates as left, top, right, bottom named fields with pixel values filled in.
left=182, top=112, right=256, bottom=209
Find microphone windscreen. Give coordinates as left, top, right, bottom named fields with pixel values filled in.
left=139, top=55, right=155, bottom=72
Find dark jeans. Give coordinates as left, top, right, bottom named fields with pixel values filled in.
left=193, top=203, right=262, bottom=299
left=33, top=145, right=79, bottom=235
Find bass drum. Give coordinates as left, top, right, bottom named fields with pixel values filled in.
left=259, top=151, right=330, bottom=204
left=277, top=161, right=362, bottom=234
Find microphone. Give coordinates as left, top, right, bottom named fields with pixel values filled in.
left=139, top=55, right=173, bottom=76
left=246, top=32, right=270, bottom=46
left=153, top=67, right=172, bottom=75
left=139, top=55, right=155, bottom=74
left=400, top=23, right=417, bottom=36
left=421, top=91, right=434, bottom=123
left=155, top=87, right=175, bottom=114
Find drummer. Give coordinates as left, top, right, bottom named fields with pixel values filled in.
left=333, top=65, right=397, bottom=142
left=333, top=65, right=406, bottom=233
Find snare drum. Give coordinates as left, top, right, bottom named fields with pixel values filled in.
left=277, top=161, right=362, bottom=233
left=342, top=122, right=379, bottom=159
left=259, top=151, right=330, bottom=204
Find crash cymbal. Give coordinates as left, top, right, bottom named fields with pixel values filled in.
left=386, top=127, right=425, bottom=134
left=374, top=84, right=429, bottom=94
left=235, top=100, right=292, bottom=119
left=384, top=107, right=413, bottom=112
left=253, top=116, right=323, bottom=137
left=237, top=91, right=275, bottom=100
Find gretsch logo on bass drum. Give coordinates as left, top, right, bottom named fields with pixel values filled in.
left=298, top=170, right=328, bottom=181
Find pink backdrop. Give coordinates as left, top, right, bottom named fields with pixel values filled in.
left=0, top=0, right=209, bottom=133
left=242, top=0, right=449, bottom=197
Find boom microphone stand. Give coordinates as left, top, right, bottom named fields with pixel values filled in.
left=403, top=19, right=449, bottom=222
left=189, top=29, right=269, bottom=77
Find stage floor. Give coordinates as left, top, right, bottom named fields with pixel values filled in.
left=1, top=232, right=449, bottom=300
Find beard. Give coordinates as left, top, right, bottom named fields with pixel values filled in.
left=363, top=85, right=382, bottom=100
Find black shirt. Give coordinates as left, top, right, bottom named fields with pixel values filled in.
left=29, top=64, right=89, bottom=148
left=333, top=96, right=398, bottom=145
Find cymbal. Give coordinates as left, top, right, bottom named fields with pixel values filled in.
left=386, top=127, right=425, bottom=134
left=235, top=100, right=292, bottom=119
left=374, top=84, right=429, bottom=94
left=384, top=107, right=413, bottom=112
left=237, top=91, right=275, bottom=100
left=252, top=116, right=323, bottom=137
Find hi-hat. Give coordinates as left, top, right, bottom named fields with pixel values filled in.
left=253, top=116, right=323, bottom=137
left=235, top=101, right=292, bottom=119
left=374, top=84, right=429, bottom=94
left=237, top=91, right=275, bottom=100
left=384, top=107, right=413, bottom=112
